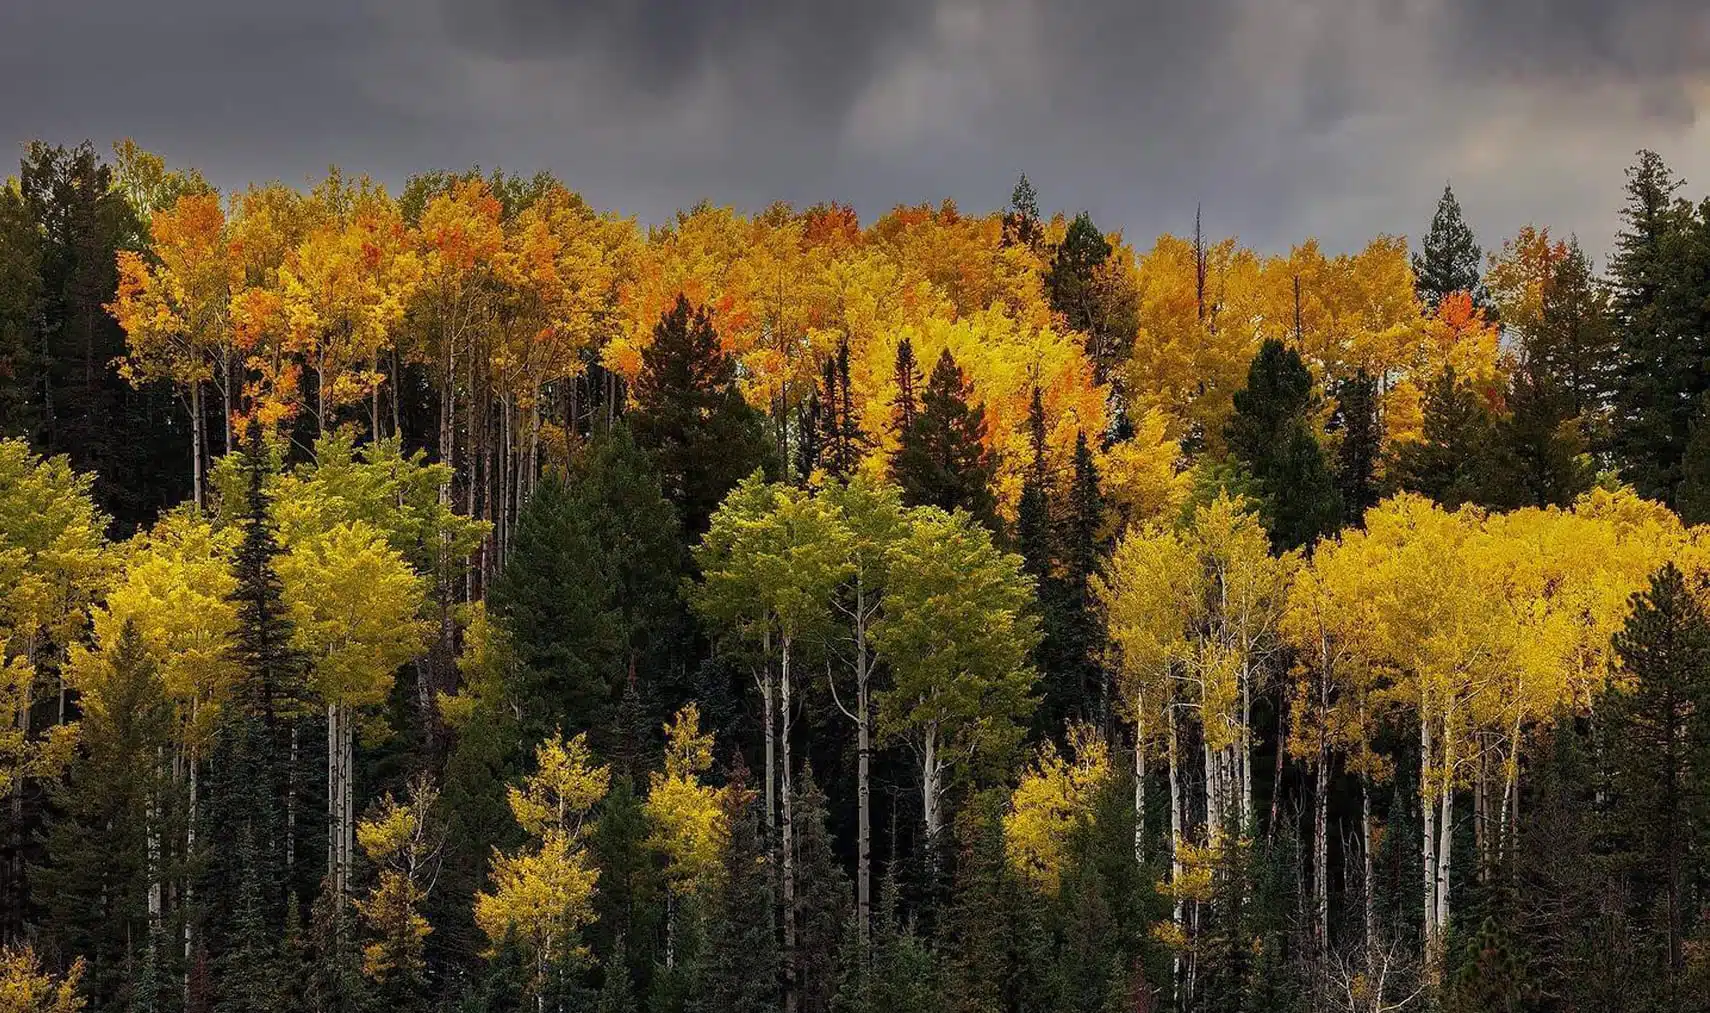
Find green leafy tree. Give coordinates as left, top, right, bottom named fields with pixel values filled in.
left=874, top=508, right=1039, bottom=849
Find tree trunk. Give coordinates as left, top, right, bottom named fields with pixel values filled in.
left=1421, top=713, right=1437, bottom=971
left=1134, top=689, right=1146, bottom=865
left=781, top=635, right=797, bottom=1013
left=1315, top=744, right=1329, bottom=952
left=921, top=724, right=942, bottom=846
left=1168, top=704, right=1184, bottom=1001
left=190, top=381, right=204, bottom=510
left=855, top=613, right=872, bottom=947
left=1362, top=774, right=1376, bottom=951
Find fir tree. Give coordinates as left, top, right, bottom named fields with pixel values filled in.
left=230, top=418, right=306, bottom=727
left=1227, top=340, right=1342, bottom=548
left=794, top=767, right=850, bottom=1013
left=1001, top=174, right=1042, bottom=251
left=1413, top=184, right=1486, bottom=311
left=1679, top=395, right=1710, bottom=526
left=1331, top=368, right=1382, bottom=523
left=629, top=294, right=774, bottom=537
left=1608, top=150, right=1707, bottom=503
left=890, top=338, right=922, bottom=437
left=694, top=777, right=778, bottom=1013
left=1605, top=563, right=1710, bottom=996
left=1015, top=386, right=1054, bottom=583
left=39, top=621, right=173, bottom=1009
left=891, top=349, right=1000, bottom=531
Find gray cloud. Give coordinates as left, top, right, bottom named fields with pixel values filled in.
left=2, top=0, right=1706, bottom=261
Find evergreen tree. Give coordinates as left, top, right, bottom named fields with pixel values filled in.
left=795, top=767, right=850, bottom=1013
left=1227, top=339, right=1342, bottom=548
left=230, top=418, right=307, bottom=727
left=1331, top=368, right=1382, bottom=523
left=1533, top=238, right=1618, bottom=452
left=1044, top=432, right=1107, bottom=725
left=1393, top=368, right=1511, bottom=510
left=39, top=621, right=173, bottom=1009
left=595, top=936, right=638, bottom=1013
left=1604, top=563, right=1710, bottom=997
left=693, top=777, right=778, bottom=1013
left=487, top=472, right=623, bottom=745
left=587, top=776, right=663, bottom=996
left=1001, top=174, right=1042, bottom=251
left=1679, top=395, right=1710, bottom=526
left=1444, top=917, right=1527, bottom=1013
left=937, top=793, right=1049, bottom=1013
left=891, top=349, right=1000, bottom=530
left=1608, top=150, right=1707, bottom=503
left=1413, top=184, right=1486, bottom=312
left=1014, top=386, right=1053, bottom=585
left=1045, top=212, right=1135, bottom=384
left=890, top=338, right=922, bottom=437
left=629, top=294, right=774, bottom=537
left=816, top=339, right=867, bottom=481
left=1498, top=363, right=1593, bottom=508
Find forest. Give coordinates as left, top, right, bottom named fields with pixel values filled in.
left=1, top=138, right=1709, bottom=1013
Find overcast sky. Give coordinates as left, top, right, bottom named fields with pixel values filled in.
left=3, top=0, right=1707, bottom=262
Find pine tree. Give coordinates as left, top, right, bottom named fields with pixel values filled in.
left=1393, top=368, right=1510, bottom=510
left=1605, top=563, right=1710, bottom=996
left=1413, top=184, right=1486, bottom=311
left=891, top=349, right=1000, bottom=530
left=629, top=294, right=775, bottom=537
left=794, top=767, right=850, bottom=1013
left=1679, top=395, right=1710, bottom=526
left=1001, top=174, right=1042, bottom=251
left=39, top=621, right=173, bottom=1009
left=693, top=777, right=778, bottom=1013
left=891, top=338, right=922, bottom=437
left=1608, top=150, right=1705, bottom=503
left=1331, top=368, right=1382, bottom=523
left=1227, top=340, right=1342, bottom=548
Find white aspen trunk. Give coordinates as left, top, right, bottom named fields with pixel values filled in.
left=148, top=746, right=163, bottom=925
left=781, top=635, right=797, bottom=1013
left=1134, top=689, right=1147, bottom=865
left=1436, top=740, right=1453, bottom=941
left=855, top=607, right=872, bottom=946
left=1420, top=712, right=1436, bottom=958
left=1168, top=705, right=1184, bottom=1000
left=1315, top=745, right=1329, bottom=952
left=190, top=381, right=204, bottom=510
left=184, top=745, right=197, bottom=970
left=922, top=724, right=942, bottom=846
left=1241, top=668, right=1254, bottom=829
left=760, top=628, right=775, bottom=840
left=1362, top=775, right=1376, bottom=951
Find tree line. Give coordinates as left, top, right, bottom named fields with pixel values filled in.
left=2, top=140, right=1710, bottom=1012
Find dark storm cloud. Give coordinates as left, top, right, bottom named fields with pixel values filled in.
left=2, top=0, right=1707, bottom=258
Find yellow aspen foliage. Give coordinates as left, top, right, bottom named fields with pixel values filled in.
left=1096, top=522, right=1200, bottom=742
left=1096, top=408, right=1189, bottom=535
left=355, top=775, right=441, bottom=984
left=110, top=190, right=236, bottom=396
left=71, top=508, right=239, bottom=749
left=475, top=732, right=610, bottom=984
left=277, top=519, right=429, bottom=713
left=859, top=306, right=1106, bottom=513
left=276, top=175, right=421, bottom=430
left=645, top=704, right=728, bottom=899
left=1004, top=723, right=1111, bottom=893
left=1485, top=225, right=1569, bottom=344
left=0, top=946, right=84, bottom=1013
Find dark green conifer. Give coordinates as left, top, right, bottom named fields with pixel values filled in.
left=891, top=349, right=1000, bottom=531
